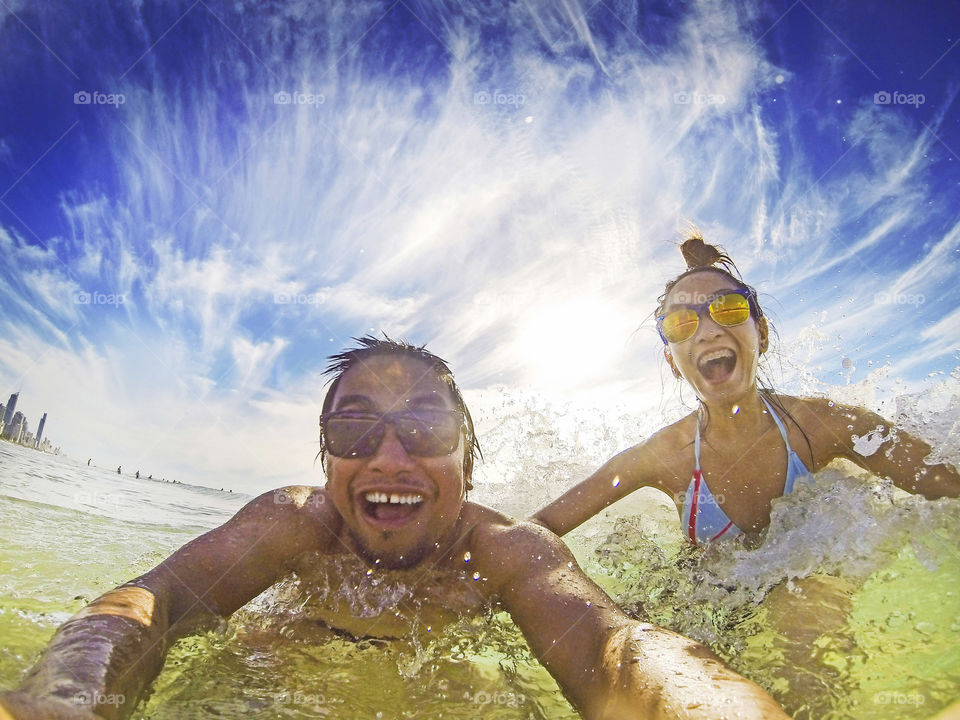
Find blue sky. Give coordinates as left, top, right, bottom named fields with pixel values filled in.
left=0, top=0, right=957, bottom=492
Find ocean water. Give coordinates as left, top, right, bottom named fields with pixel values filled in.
left=2, top=378, right=960, bottom=719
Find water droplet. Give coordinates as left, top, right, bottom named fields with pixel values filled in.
left=612, top=476, right=621, bottom=488
left=366, top=569, right=373, bottom=576
left=842, top=357, right=853, bottom=370
left=463, top=551, right=471, bottom=563
left=731, top=404, right=740, bottom=415
left=473, top=572, right=480, bottom=580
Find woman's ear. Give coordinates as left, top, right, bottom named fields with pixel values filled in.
left=758, top=316, right=769, bottom=355
left=664, top=348, right=682, bottom=379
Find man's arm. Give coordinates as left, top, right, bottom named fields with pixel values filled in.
left=0, top=486, right=334, bottom=720
left=473, top=519, right=790, bottom=720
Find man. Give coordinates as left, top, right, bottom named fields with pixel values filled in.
left=0, top=337, right=789, bottom=720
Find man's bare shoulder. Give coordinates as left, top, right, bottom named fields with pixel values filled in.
left=460, top=503, right=572, bottom=578
left=232, top=485, right=341, bottom=549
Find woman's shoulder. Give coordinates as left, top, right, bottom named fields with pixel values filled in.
left=610, top=412, right=696, bottom=491
left=636, top=412, right=696, bottom=454
left=769, top=393, right=863, bottom=447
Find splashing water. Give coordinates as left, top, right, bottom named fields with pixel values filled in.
left=2, top=373, right=959, bottom=718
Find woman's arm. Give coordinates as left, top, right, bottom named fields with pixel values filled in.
left=805, top=398, right=960, bottom=498
left=531, top=429, right=687, bottom=536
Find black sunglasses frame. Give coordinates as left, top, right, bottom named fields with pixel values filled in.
left=320, top=410, right=466, bottom=459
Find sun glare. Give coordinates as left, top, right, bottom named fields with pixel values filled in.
left=514, top=297, right=627, bottom=390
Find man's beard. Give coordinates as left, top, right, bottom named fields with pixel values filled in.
left=347, top=527, right=431, bottom=570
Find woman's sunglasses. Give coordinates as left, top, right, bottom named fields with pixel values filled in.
left=320, top=410, right=465, bottom=458
left=656, top=288, right=755, bottom=344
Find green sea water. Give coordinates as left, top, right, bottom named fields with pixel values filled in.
left=2, top=442, right=959, bottom=718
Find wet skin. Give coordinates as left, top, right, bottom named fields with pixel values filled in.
left=323, top=355, right=469, bottom=569
left=0, top=355, right=790, bottom=720
left=661, top=271, right=766, bottom=410
left=534, top=270, right=960, bottom=538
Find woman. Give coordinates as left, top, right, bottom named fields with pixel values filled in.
left=533, top=234, right=960, bottom=545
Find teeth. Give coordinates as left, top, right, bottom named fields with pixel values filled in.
left=364, top=492, right=424, bottom=505
left=700, top=349, right=734, bottom=364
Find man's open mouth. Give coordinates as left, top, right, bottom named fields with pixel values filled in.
left=360, top=491, right=425, bottom=526
left=697, top=349, right=736, bottom=383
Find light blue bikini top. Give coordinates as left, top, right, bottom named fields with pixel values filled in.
left=681, top=395, right=810, bottom=545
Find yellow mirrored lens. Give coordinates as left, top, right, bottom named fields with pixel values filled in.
left=709, top=294, right=750, bottom=326
left=662, top=308, right=699, bottom=342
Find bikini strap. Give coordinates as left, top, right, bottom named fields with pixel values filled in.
left=759, top=394, right=793, bottom=451
left=694, top=408, right=703, bottom=472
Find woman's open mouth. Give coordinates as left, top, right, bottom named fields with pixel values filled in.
left=697, top=349, right=737, bottom=384
left=359, top=491, right=425, bottom=527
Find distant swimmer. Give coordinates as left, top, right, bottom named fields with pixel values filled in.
left=135, top=471, right=140, bottom=479
left=87, top=459, right=91, bottom=466
left=534, top=231, right=960, bottom=546
left=116, top=466, right=121, bottom=475
left=0, top=336, right=787, bottom=720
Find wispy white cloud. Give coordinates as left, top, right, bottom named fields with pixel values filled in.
left=1, top=0, right=956, bottom=490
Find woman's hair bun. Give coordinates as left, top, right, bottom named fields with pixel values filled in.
left=679, top=233, right=736, bottom=272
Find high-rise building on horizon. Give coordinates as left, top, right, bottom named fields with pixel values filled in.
left=2, top=392, right=17, bottom=428
left=35, top=412, right=47, bottom=447
left=5, top=410, right=25, bottom=442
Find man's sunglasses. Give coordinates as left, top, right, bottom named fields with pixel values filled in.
left=320, top=410, right=465, bottom=458
left=656, top=288, right=755, bottom=344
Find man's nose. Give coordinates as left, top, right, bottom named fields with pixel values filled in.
left=368, top=424, right=416, bottom=471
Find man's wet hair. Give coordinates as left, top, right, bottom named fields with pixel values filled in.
left=318, top=334, right=481, bottom=480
